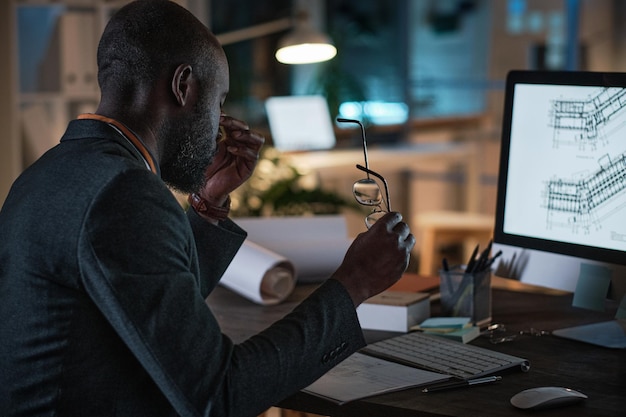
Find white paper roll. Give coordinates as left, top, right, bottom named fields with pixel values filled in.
left=219, top=240, right=296, bottom=305
left=260, top=239, right=352, bottom=283
left=233, top=215, right=353, bottom=283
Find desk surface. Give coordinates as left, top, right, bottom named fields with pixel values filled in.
left=206, top=282, right=625, bottom=417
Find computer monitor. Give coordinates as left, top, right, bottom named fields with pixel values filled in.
left=265, top=95, right=336, bottom=152
left=493, top=70, right=626, bottom=348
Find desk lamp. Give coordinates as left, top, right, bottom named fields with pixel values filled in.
left=275, top=11, right=336, bottom=64
left=216, top=12, right=336, bottom=65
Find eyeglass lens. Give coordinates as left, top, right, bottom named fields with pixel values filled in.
left=353, top=179, right=382, bottom=206
left=353, top=178, right=385, bottom=228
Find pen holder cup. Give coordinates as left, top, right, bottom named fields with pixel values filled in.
left=439, top=268, right=492, bottom=327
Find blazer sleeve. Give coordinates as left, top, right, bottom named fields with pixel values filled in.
left=80, top=170, right=365, bottom=417
left=187, top=208, right=246, bottom=298
left=222, top=278, right=366, bottom=417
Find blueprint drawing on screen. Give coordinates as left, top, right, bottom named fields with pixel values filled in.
left=504, top=84, right=626, bottom=252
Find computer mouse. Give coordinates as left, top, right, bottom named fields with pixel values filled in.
left=510, top=386, right=588, bottom=410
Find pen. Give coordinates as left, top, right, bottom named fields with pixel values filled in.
left=473, top=240, right=492, bottom=273
left=484, top=250, right=503, bottom=270
left=422, top=376, right=502, bottom=393
left=465, top=244, right=480, bottom=273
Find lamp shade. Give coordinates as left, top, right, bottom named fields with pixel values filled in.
left=275, top=13, right=336, bottom=64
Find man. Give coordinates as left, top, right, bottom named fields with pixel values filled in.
left=0, top=1, right=414, bottom=416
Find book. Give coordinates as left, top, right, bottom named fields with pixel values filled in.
left=357, top=291, right=430, bottom=332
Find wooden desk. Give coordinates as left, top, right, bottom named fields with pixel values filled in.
left=206, top=283, right=625, bottom=417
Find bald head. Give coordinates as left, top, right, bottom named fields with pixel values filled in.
left=95, top=0, right=230, bottom=194
left=97, top=0, right=223, bottom=100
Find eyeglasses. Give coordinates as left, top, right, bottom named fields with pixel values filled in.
left=482, top=323, right=551, bottom=344
left=337, top=118, right=391, bottom=228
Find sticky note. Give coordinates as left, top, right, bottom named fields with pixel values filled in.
left=572, top=264, right=612, bottom=312
left=419, top=317, right=471, bottom=329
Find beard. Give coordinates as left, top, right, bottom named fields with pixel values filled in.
left=159, top=110, right=218, bottom=194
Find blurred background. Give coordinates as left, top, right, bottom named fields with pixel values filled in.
left=2, top=0, right=625, bottom=270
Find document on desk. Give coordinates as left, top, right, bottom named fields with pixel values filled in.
left=303, top=352, right=450, bottom=404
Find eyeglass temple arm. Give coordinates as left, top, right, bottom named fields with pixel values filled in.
left=356, top=164, right=391, bottom=212
left=337, top=118, right=370, bottom=178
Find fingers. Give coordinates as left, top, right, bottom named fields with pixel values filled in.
left=374, top=212, right=416, bottom=266
left=220, top=113, right=249, bottom=132
left=219, top=115, right=264, bottom=164
left=335, top=211, right=415, bottom=305
left=372, top=212, right=414, bottom=242
left=393, top=219, right=414, bottom=245
left=222, top=130, right=264, bottom=153
left=369, top=211, right=402, bottom=233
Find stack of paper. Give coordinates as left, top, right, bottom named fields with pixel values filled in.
left=303, top=352, right=450, bottom=404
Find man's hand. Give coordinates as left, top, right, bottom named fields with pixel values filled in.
left=197, top=114, right=265, bottom=206
left=332, top=212, right=415, bottom=307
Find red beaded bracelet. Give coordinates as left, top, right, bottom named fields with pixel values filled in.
left=188, top=193, right=231, bottom=221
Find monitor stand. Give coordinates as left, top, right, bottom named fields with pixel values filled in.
left=552, top=320, right=626, bottom=349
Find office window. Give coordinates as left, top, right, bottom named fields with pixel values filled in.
left=408, top=0, right=491, bottom=119
left=319, top=0, right=408, bottom=125
left=319, top=0, right=492, bottom=124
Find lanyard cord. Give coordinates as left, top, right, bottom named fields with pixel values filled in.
left=77, top=113, right=157, bottom=174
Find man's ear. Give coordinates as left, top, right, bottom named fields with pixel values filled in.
left=171, top=64, right=193, bottom=106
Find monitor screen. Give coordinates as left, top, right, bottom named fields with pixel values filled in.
left=493, top=70, right=626, bottom=307
left=265, top=95, right=336, bottom=152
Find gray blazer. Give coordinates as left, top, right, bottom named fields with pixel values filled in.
left=0, top=119, right=365, bottom=417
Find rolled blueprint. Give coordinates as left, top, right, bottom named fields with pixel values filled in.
left=234, top=215, right=352, bottom=283
left=258, top=239, right=352, bottom=283
left=220, top=240, right=296, bottom=305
